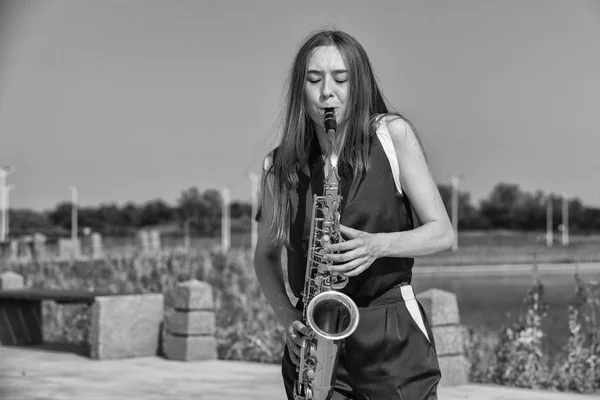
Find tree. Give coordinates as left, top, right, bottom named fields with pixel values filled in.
left=120, top=202, right=141, bottom=227
left=138, top=199, right=174, bottom=226
left=49, top=202, right=75, bottom=231
left=230, top=200, right=252, bottom=219
left=438, top=183, right=487, bottom=229
left=176, top=187, right=205, bottom=234
left=199, top=189, right=222, bottom=236
left=176, top=187, right=224, bottom=236
left=8, top=209, right=54, bottom=236
left=480, top=183, right=527, bottom=229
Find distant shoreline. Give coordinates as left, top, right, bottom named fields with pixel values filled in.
left=413, top=262, right=600, bottom=276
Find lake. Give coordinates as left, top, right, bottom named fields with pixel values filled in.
left=411, top=262, right=600, bottom=358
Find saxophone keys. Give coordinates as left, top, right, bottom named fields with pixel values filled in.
left=305, top=387, right=314, bottom=400
left=309, top=342, right=318, bottom=357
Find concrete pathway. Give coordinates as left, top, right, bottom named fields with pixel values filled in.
left=0, top=345, right=597, bottom=400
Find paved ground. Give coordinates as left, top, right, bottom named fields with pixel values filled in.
left=0, top=345, right=597, bottom=400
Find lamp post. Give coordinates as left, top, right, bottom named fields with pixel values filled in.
left=562, top=192, right=569, bottom=246
left=0, top=166, right=16, bottom=243
left=221, top=187, right=230, bottom=252
left=70, top=185, right=78, bottom=254
left=546, top=193, right=553, bottom=247
left=450, top=175, right=463, bottom=252
left=248, top=173, right=259, bottom=250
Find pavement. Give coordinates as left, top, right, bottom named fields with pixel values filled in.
left=0, top=345, right=597, bottom=400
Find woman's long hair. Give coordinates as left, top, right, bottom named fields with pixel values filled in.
left=265, top=28, right=412, bottom=247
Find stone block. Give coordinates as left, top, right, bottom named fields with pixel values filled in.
left=91, top=233, right=103, bottom=259
left=166, top=280, right=214, bottom=311
left=417, top=288, right=460, bottom=326
left=90, top=293, right=163, bottom=360
left=58, top=238, right=80, bottom=259
left=138, top=230, right=150, bottom=252
left=162, top=331, right=217, bottom=361
left=149, top=230, right=161, bottom=252
left=0, top=271, right=24, bottom=289
left=9, top=240, right=18, bottom=260
left=438, top=354, right=469, bottom=386
left=431, top=325, right=464, bottom=356
left=164, top=309, right=215, bottom=336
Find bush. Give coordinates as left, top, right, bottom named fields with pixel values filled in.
left=486, top=277, right=550, bottom=388
left=466, top=272, right=600, bottom=394
left=549, top=275, right=600, bottom=393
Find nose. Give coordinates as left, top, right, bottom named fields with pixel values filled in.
left=320, top=78, right=334, bottom=101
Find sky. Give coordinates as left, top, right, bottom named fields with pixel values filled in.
left=0, top=0, right=599, bottom=211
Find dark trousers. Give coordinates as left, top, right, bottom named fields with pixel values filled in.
left=282, top=284, right=441, bottom=400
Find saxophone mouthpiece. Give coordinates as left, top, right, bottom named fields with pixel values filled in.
left=324, top=108, right=336, bottom=135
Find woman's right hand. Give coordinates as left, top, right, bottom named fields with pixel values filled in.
left=286, top=318, right=312, bottom=366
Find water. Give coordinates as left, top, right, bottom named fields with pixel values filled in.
left=411, top=263, right=600, bottom=358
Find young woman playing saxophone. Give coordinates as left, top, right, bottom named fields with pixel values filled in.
left=253, top=28, right=454, bottom=400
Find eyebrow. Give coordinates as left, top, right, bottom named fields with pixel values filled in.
left=307, top=69, right=348, bottom=75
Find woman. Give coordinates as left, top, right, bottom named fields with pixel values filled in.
left=253, top=28, right=454, bottom=400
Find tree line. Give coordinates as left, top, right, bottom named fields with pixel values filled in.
left=6, top=182, right=600, bottom=239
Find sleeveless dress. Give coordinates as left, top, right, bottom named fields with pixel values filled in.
left=286, top=116, right=415, bottom=306
left=270, top=116, right=442, bottom=400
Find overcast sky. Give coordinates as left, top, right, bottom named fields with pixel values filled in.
left=1, top=0, right=599, bottom=211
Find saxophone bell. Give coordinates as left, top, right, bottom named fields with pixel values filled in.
left=306, top=291, right=359, bottom=341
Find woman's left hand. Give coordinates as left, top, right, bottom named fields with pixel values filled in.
left=322, top=225, right=383, bottom=277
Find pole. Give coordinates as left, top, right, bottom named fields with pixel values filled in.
left=546, top=193, right=553, bottom=247
left=4, top=185, right=13, bottom=243
left=221, top=187, right=230, bottom=252
left=249, top=173, right=259, bottom=250
left=0, top=166, right=15, bottom=243
left=0, top=173, right=5, bottom=243
left=450, top=175, right=459, bottom=252
left=70, top=185, right=78, bottom=254
left=562, top=192, right=569, bottom=246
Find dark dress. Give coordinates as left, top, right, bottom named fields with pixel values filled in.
left=260, top=118, right=441, bottom=400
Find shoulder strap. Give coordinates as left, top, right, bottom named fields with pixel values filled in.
left=375, top=117, right=403, bottom=195
left=375, top=117, right=422, bottom=228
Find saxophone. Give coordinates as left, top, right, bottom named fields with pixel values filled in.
left=293, top=108, right=360, bottom=400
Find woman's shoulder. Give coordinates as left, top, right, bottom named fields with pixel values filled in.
left=375, top=113, right=419, bottom=146
left=383, top=113, right=409, bottom=132
left=262, top=147, right=280, bottom=173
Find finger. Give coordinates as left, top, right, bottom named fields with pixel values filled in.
left=329, top=256, right=364, bottom=273
left=324, top=238, right=361, bottom=253
left=292, top=321, right=311, bottom=337
left=343, top=259, right=370, bottom=277
left=325, top=247, right=363, bottom=264
left=340, top=224, right=360, bottom=239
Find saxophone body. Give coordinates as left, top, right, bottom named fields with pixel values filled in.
left=293, top=109, right=360, bottom=400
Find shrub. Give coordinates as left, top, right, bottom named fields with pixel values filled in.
left=486, top=276, right=550, bottom=389
left=549, top=274, right=600, bottom=393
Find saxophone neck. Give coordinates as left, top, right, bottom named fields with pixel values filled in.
left=324, top=154, right=340, bottom=184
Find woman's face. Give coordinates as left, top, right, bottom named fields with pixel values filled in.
left=304, top=45, right=349, bottom=133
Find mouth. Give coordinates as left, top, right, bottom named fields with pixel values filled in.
left=319, top=107, right=338, bottom=113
